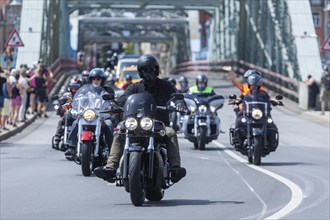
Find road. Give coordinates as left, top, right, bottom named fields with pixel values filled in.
left=1, top=78, right=329, bottom=220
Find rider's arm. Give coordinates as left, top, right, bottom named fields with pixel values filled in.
left=223, top=66, right=244, bottom=92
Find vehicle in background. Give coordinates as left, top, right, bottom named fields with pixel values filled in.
left=114, top=66, right=141, bottom=89
left=114, top=54, right=140, bottom=79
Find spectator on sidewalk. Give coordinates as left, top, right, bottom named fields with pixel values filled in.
left=320, top=69, right=330, bottom=115
left=34, top=66, right=48, bottom=118
left=8, top=69, right=21, bottom=127
left=1, top=70, right=12, bottom=131
left=18, top=68, right=30, bottom=122
left=305, top=75, right=320, bottom=111
left=0, top=67, right=6, bottom=132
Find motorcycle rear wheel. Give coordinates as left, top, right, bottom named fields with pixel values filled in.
left=81, top=141, right=93, bottom=176
left=129, top=151, right=146, bottom=206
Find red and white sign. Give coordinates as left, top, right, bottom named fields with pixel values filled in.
left=321, top=34, right=330, bottom=52
left=5, top=29, right=24, bottom=47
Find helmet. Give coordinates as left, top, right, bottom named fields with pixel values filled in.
left=178, top=76, right=188, bottom=83
left=247, top=73, right=262, bottom=86
left=68, top=83, right=81, bottom=94
left=82, top=70, right=89, bottom=77
left=195, top=74, right=208, bottom=86
left=125, top=74, right=132, bottom=81
left=168, top=77, right=176, bottom=86
left=137, top=54, right=160, bottom=78
left=88, top=68, right=107, bottom=84
left=244, top=69, right=261, bottom=78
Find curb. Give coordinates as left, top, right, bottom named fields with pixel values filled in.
left=0, top=114, right=37, bottom=142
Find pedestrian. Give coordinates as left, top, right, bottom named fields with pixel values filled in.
left=305, top=75, right=320, bottom=110
left=0, top=67, right=7, bottom=132
left=18, top=68, right=30, bottom=122
left=320, top=69, right=330, bottom=115
left=34, top=66, right=48, bottom=117
left=1, top=70, right=12, bottom=131
left=8, top=69, right=21, bottom=127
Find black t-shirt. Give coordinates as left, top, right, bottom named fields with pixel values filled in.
left=0, top=76, right=7, bottom=97
left=118, top=78, right=177, bottom=126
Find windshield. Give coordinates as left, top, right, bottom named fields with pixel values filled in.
left=124, top=93, right=157, bottom=118
left=71, top=84, right=110, bottom=114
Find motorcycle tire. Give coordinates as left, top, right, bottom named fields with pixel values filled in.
left=146, top=189, right=164, bottom=201
left=81, top=141, right=93, bottom=176
left=253, top=137, right=262, bottom=165
left=51, top=136, right=58, bottom=150
left=194, top=142, right=198, bottom=149
left=129, top=151, right=146, bottom=206
left=198, top=127, right=207, bottom=150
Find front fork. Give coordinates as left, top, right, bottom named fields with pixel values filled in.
left=194, top=116, right=210, bottom=136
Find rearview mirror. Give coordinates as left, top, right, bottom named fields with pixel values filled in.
left=276, top=94, right=283, bottom=100
left=51, top=95, right=59, bottom=100
left=229, top=94, right=237, bottom=99
left=102, top=94, right=115, bottom=101
left=172, top=93, right=184, bottom=100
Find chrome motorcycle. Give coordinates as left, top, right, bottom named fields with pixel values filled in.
left=70, top=87, right=113, bottom=176
left=229, top=94, right=283, bottom=165
left=182, top=93, right=225, bottom=150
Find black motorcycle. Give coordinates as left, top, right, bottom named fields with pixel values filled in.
left=182, top=93, right=225, bottom=150
left=51, top=94, right=74, bottom=151
left=105, top=93, right=184, bottom=206
left=229, top=94, right=283, bottom=165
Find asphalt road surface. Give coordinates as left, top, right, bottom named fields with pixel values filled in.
left=1, top=78, right=329, bottom=220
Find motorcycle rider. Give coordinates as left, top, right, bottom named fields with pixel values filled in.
left=176, top=76, right=189, bottom=93
left=94, top=54, right=187, bottom=183
left=189, top=74, right=216, bottom=95
left=65, top=68, right=115, bottom=158
left=121, top=74, right=133, bottom=90
left=235, top=73, right=278, bottom=152
left=53, top=83, right=81, bottom=150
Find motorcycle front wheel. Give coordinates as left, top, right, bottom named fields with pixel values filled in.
left=198, top=126, right=207, bottom=150
left=253, top=137, right=263, bottom=165
left=81, top=141, right=93, bottom=176
left=129, top=151, right=146, bottom=206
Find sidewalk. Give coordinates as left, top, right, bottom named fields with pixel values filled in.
left=0, top=113, right=37, bottom=142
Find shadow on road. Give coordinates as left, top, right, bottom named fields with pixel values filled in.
left=261, top=162, right=314, bottom=166
left=116, top=199, right=244, bottom=207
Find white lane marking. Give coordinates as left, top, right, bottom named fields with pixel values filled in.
left=216, top=147, right=267, bottom=220
left=214, top=141, right=304, bottom=220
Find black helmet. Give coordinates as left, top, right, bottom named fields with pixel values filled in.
left=125, top=74, right=132, bottom=81
left=137, top=54, right=160, bottom=78
left=88, top=68, right=107, bottom=84
left=195, top=74, right=208, bottom=86
left=247, top=73, right=262, bottom=86
left=168, top=77, right=176, bottom=86
left=244, top=69, right=261, bottom=78
left=178, top=76, right=188, bottom=83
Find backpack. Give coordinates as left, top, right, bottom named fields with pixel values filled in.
left=324, top=75, right=330, bottom=90
left=11, top=83, right=20, bottom=98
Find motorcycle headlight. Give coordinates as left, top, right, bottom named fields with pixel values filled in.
left=140, top=117, right=153, bottom=130
left=54, top=105, right=59, bottom=110
left=189, top=106, right=196, bottom=112
left=83, top=109, right=96, bottom=122
left=125, top=117, right=138, bottom=130
left=251, top=108, right=263, bottom=120
left=198, top=105, right=208, bottom=113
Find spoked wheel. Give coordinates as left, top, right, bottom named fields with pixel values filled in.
left=128, top=151, right=146, bottom=206
left=81, top=141, right=93, bottom=176
left=51, top=136, right=58, bottom=150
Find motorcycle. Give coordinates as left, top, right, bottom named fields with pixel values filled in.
left=51, top=93, right=74, bottom=152
left=228, top=94, right=283, bottom=165
left=70, top=88, right=114, bottom=176
left=182, top=93, right=225, bottom=150
left=104, top=93, right=185, bottom=206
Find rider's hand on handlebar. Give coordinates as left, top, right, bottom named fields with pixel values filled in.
left=176, top=102, right=187, bottom=112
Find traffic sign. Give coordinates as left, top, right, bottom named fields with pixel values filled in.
left=5, top=29, right=24, bottom=47
left=321, top=34, right=330, bottom=51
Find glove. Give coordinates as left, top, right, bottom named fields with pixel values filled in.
left=176, top=102, right=186, bottom=112
left=270, top=100, right=278, bottom=106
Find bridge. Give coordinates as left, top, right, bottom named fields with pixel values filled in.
left=3, top=0, right=325, bottom=108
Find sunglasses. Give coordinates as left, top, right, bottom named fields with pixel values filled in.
left=92, top=77, right=101, bottom=81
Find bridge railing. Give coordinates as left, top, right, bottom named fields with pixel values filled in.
left=171, top=59, right=299, bottom=103
left=49, top=57, right=78, bottom=80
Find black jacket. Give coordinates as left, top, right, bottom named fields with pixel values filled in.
left=118, top=78, right=177, bottom=126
